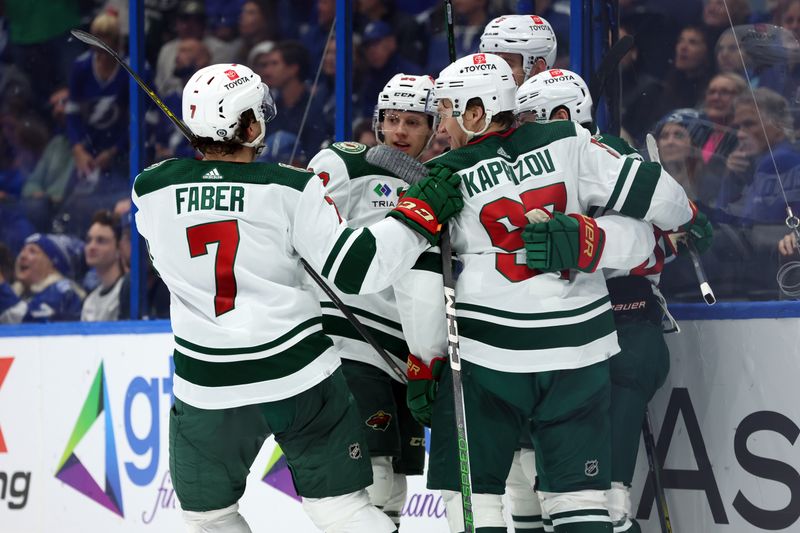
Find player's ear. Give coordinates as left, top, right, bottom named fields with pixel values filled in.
left=245, top=120, right=262, bottom=143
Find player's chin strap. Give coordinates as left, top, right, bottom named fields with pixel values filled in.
left=456, top=112, right=492, bottom=142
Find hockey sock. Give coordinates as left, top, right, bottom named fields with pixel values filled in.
left=383, top=473, right=407, bottom=527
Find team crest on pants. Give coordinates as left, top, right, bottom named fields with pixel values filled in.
left=349, top=443, right=362, bottom=460
left=365, top=409, right=393, bottom=431
left=585, top=459, right=599, bottom=477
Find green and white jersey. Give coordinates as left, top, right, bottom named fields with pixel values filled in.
left=397, top=121, right=691, bottom=373
left=308, top=142, right=413, bottom=380
left=132, top=158, right=427, bottom=409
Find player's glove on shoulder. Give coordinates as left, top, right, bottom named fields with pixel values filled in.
left=406, top=353, right=446, bottom=427
left=387, top=165, right=463, bottom=245
left=523, top=212, right=606, bottom=273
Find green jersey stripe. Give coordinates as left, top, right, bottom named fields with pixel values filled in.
left=322, top=314, right=409, bottom=359
left=459, top=309, right=615, bottom=351
left=320, top=301, right=402, bottom=331
left=605, top=157, right=633, bottom=211
left=549, top=509, right=610, bottom=520
left=457, top=296, right=610, bottom=321
left=174, top=331, right=333, bottom=387
left=322, top=228, right=354, bottom=278
left=412, top=250, right=443, bottom=274
left=174, top=317, right=321, bottom=355
left=134, top=159, right=314, bottom=197
left=620, top=161, right=661, bottom=219
left=333, top=230, right=376, bottom=293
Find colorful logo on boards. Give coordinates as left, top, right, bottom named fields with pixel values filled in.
left=261, top=445, right=301, bottom=501
left=55, top=362, right=124, bottom=517
left=0, top=357, right=12, bottom=453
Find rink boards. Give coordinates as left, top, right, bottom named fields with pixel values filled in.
left=0, top=305, right=798, bottom=532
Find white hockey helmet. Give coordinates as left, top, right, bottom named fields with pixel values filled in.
left=515, top=68, right=593, bottom=125
left=433, top=53, right=517, bottom=139
left=479, top=15, right=558, bottom=76
left=182, top=63, right=276, bottom=149
left=373, top=73, right=438, bottom=142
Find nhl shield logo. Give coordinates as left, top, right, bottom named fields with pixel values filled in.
left=366, top=410, right=393, bottom=431
left=585, top=459, right=599, bottom=477
left=349, top=443, right=362, bottom=460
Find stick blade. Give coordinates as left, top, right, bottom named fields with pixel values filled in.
left=71, top=29, right=109, bottom=50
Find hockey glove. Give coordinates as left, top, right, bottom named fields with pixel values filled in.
left=387, top=165, right=463, bottom=245
left=523, top=212, right=606, bottom=273
left=680, top=209, right=713, bottom=254
left=406, top=354, right=446, bottom=427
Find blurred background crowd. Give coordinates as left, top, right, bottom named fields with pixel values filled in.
left=0, top=0, right=799, bottom=323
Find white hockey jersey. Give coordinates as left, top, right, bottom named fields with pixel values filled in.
left=307, top=142, right=412, bottom=380
left=132, top=158, right=427, bottom=409
left=395, top=121, right=692, bottom=373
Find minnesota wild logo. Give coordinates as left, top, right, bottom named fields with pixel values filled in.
left=366, top=410, right=393, bottom=431
left=332, top=141, right=366, bottom=154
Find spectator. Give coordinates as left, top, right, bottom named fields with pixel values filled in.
left=256, top=131, right=308, bottom=166
left=300, top=0, right=336, bottom=63
left=205, top=0, right=247, bottom=42
left=0, top=233, right=85, bottom=323
left=236, top=0, right=280, bottom=63
left=693, top=72, right=747, bottom=203
left=356, top=0, right=427, bottom=67
left=715, top=28, right=742, bottom=74
left=425, top=0, right=491, bottom=75
left=654, top=109, right=705, bottom=200
left=4, top=0, right=83, bottom=111
left=655, top=26, right=713, bottom=119
left=154, top=0, right=237, bottom=94
left=781, top=0, right=800, bottom=43
left=81, top=210, right=127, bottom=322
left=720, top=88, right=800, bottom=224
left=702, top=0, right=751, bottom=45
left=358, top=21, right=422, bottom=120
left=620, top=23, right=668, bottom=144
left=154, top=38, right=211, bottom=161
left=22, top=87, right=76, bottom=232
left=262, top=41, right=330, bottom=156
left=353, top=118, right=377, bottom=146
left=248, top=40, right=275, bottom=73
left=62, top=12, right=131, bottom=235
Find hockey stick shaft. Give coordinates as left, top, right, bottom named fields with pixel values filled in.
left=442, top=2, right=475, bottom=531
left=642, top=409, right=673, bottom=533
left=71, top=29, right=408, bottom=384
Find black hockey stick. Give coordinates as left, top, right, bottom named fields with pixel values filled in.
left=642, top=409, right=673, bottom=533
left=588, top=34, right=634, bottom=125
left=442, top=2, right=475, bottom=532
left=69, top=29, right=408, bottom=384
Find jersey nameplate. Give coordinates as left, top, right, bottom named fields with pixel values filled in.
left=460, top=148, right=556, bottom=198
left=175, top=185, right=245, bottom=215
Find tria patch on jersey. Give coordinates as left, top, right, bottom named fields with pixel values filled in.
left=332, top=141, right=366, bottom=154
left=365, top=410, right=393, bottom=431
left=368, top=179, right=400, bottom=208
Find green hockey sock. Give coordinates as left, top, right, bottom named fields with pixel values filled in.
left=551, top=509, right=612, bottom=532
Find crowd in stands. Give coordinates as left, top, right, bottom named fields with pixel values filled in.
left=0, top=0, right=799, bottom=323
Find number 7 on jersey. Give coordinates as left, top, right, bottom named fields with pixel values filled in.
left=186, top=220, right=240, bottom=316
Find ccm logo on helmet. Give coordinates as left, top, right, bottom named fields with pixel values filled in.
left=225, top=69, right=239, bottom=80
left=393, top=92, right=417, bottom=98
left=224, top=75, right=251, bottom=90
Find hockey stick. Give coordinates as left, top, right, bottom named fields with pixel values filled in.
left=589, top=34, right=634, bottom=125
left=642, top=409, right=674, bottom=533
left=69, top=29, right=408, bottom=384
left=645, top=133, right=716, bottom=305
left=365, top=144, right=427, bottom=185
left=442, top=2, right=475, bottom=532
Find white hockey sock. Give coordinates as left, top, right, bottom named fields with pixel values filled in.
left=182, top=503, right=252, bottom=533
left=442, top=490, right=506, bottom=532
left=383, top=473, right=407, bottom=526
left=302, top=489, right=396, bottom=533
left=506, top=450, right=543, bottom=531
left=606, top=481, right=632, bottom=530
left=365, top=456, right=395, bottom=509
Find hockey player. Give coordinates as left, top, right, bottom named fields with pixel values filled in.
left=515, top=68, right=713, bottom=533
left=396, top=53, right=695, bottom=533
left=480, top=14, right=559, bottom=532
left=131, top=63, right=463, bottom=533
left=479, top=14, right=557, bottom=86
left=305, top=73, right=438, bottom=528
